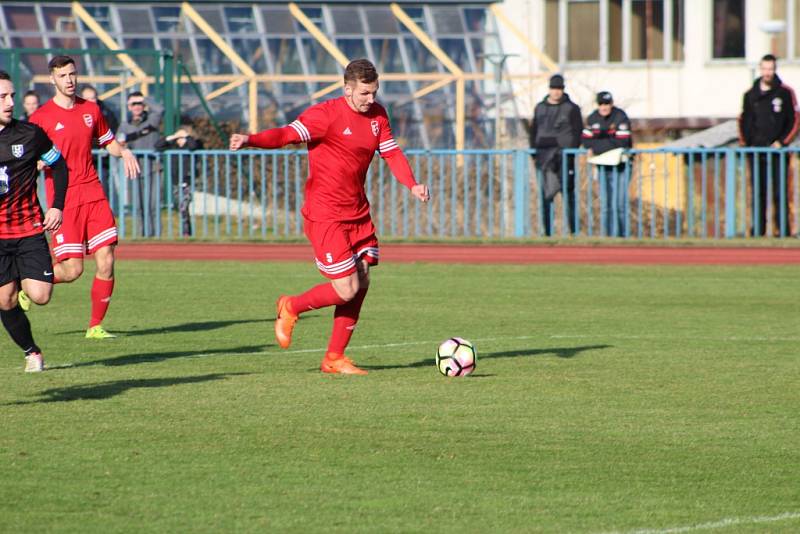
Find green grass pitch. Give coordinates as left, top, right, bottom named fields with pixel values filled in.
left=1, top=260, right=798, bottom=533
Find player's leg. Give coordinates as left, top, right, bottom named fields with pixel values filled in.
left=321, top=259, right=370, bottom=375
left=53, top=257, right=84, bottom=283
left=320, top=219, right=379, bottom=375
left=0, top=238, right=46, bottom=372
left=274, top=219, right=356, bottom=349
left=84, top=199, right=119, bottom=339
left=18, top=207, right=83, bottom=310
left=51, top=203, right=87, bottom=283
left=85, top=244, right=116, bottom=339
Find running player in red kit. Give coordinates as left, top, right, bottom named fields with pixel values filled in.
left=28, top=56, right=140, bottom=339
left=0, top=70, right=68, bottom=371
left=230, top=59, right=430, bottom=375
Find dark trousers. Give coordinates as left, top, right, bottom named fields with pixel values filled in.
left=748, top=152, right=790, bottom=237
left=541, top=155, right=577, bottom=236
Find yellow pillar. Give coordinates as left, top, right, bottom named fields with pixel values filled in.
left=71, top=1, right=149, bottom=95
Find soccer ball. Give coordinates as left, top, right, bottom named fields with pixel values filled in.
left=436, top=337, right=476, bottom=377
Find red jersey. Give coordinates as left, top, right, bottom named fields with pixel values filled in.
left=292, top=97, right=411, bottom=222
left=29, top=97, right=114, bottom=208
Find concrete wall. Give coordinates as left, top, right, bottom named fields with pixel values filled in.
left=496, top=0, right=800, bottom=122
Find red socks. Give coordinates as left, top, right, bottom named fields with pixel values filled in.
left=291, top=282, right=347, bottom=315
left=89, top=277, right=114, bottom=328
left=327, top=287, right=368, bottom=355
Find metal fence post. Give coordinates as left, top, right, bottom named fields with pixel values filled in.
left=724, top=148, right=737, bottom=238
left=513, top=149, right=529, bottom=237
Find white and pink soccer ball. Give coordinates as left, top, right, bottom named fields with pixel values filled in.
left=435, top=337, right=476, bottom=377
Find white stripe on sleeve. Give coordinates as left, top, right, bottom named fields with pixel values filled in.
left=289, top=120, right=311, bottom=142
left=97, top=129, right=115, bottom=144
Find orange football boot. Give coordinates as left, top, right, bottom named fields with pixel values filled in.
left=320, top=353, right=368, bottom=375
left=274, top=295, right=298, bottom=349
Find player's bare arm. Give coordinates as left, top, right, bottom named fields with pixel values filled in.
left=105, top=139, right=140, bottom=179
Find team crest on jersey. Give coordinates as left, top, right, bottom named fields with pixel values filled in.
left=772, top=97, right=782, bottom=113
left=11, top=144, right=23, bottom=158
left=370, top=120, right=379, bottom=137
left=83, top=114, right=93, bottom=127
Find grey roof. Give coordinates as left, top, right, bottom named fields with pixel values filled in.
left=663, top=120, right=739, bottom=149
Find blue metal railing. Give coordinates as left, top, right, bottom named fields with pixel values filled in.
left=70, top=147, right=800, bottom=240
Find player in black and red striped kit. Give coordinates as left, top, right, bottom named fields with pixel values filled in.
left=0, top=70, right=68, bottom=372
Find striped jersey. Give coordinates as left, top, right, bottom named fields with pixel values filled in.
left=29, top=96, right=114, bottom=208
left=291, top=97, right=402, bottom=222
left=0, top=119, right=61, bottom=238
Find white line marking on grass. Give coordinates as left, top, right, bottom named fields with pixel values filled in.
left=601, top=511, right=800, bottom=534
left=253, top=334, right=541, bottom=357
left=550, top=333, right=800, bottom=343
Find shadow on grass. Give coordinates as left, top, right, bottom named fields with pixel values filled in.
left=7, top=372, right=251, bottom=405
left=55, top=314, right=324, bottom=337
left=52, top=345, right=269, bottom=368
left=54, top=319, right=266, bottom=337
left=361, top=344, right=612, bottom=371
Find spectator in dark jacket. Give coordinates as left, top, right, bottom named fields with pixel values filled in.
left=582, top=91, right=633, bottom=237
left=81, top=85, right=120, bottom=201
left=21, top=90, right=40, bottom=122
left=738, top=54, right=799, bottom=237
left=155, top=127, right=202, bottom=237
left=529, top=74, right=583, bottom=236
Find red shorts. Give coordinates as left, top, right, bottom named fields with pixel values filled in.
left=51, top=199, right=118, bottom=261
left=304, top=216, right=379, bottom=279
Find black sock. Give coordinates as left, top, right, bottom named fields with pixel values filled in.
left=1, top=305, right=40, bottom=354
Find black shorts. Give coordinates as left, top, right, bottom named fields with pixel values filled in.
left=0, top=233, right=54, bottom=286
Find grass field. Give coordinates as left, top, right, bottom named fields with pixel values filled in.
left=1, top=259, right=799, bottom=533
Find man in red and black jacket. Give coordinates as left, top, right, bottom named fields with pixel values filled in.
left=738, top=54, right=799, bottom=237
left=582, top=91, right=632, bottom=237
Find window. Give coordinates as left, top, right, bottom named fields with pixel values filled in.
left=631, top=0, right=664, bottom=60
left=260, top=7, right=295, bottom=34
left=543, top=0, right=684, bottom=63
left=609, top=0, right=623, bottom=62
left=364, top=7, right=399, bottom=34
left=673, top=0, right=685, bottom=60
left=544, top=0, right=559, bottom=61
left=331, top=8, right=362, bottom=34
left=116, top=7, right=153, bottom=33
left=713, top=0, right=745, bottom=58
left=568, top=1, right=600, bottom=61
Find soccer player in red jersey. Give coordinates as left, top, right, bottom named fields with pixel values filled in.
left=0, top=70, right=68, bottom=371
left=230, top=59, right=430, bottom=375
left=28, top=56, right=140, bottom=339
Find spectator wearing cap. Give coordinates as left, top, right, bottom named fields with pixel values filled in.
left=117, top=91, right=164, bottom=237
left=582, top=91, right=633, bottom=237
left=738, top=54, right=798, bottom=237
left=529, top=73, right=583, bottom=236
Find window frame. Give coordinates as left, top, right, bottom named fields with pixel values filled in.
left=551, top=0, right=680, bottom=65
